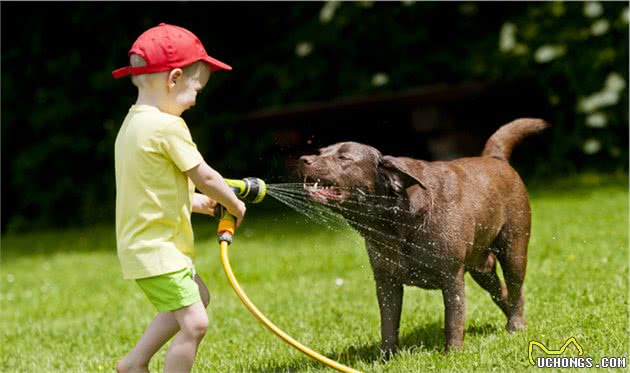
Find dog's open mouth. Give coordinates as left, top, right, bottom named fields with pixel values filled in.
left=303, top=176, right=343, bottom=202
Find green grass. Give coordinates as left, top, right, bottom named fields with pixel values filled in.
left=1, top=174, right=628, bottom=372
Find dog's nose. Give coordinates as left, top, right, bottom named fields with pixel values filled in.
left=300, top=155, right=315, bottom=165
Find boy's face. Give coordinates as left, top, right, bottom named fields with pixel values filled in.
left=167, top=63, right=211, bottom=115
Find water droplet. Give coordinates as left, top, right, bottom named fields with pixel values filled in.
left=6, top=274, right=15, bottom=283
left=335, top=278, right=344, bottom=286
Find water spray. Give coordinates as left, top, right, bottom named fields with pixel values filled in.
left=214, top=177, right=362, bottom=373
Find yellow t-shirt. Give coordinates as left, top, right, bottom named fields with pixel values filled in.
left=115, top=105, right=203, bottom=279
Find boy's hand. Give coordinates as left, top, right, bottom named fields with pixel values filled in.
left=186, top=160, right=248, bottom=228
left=227, top=200, right=246, bottom=229
left=192, top=193, right=217, bottom=215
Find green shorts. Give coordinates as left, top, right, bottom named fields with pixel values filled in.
left=136, top=267, right=201, bottom=312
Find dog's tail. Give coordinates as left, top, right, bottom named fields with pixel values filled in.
left=481, top=118, right=550, bottom=161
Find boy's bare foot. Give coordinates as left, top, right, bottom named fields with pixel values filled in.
left=116, top=357, right=149, bottom=373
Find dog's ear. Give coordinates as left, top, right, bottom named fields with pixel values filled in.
left=380, top=156, right=427, bottom=192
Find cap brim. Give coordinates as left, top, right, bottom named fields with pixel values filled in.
left=112, top=55, right=232, bottom=79
left=203, top=55, right=232, bottom=71
left=112, top=65, right=166, bottom=79
left=112, top=66, right=131, bottom=79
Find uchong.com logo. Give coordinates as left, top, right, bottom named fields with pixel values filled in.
left=528, top=337, right=627, bottom=369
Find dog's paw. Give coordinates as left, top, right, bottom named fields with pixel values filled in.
left=506, top=317, right=527, bottom=333
left=379, top=346, right=398, bottom=362
left=443, top=342, right=464, bottom=354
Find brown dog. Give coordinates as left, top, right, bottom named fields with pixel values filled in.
left=299, top=118, right=549, bottom=356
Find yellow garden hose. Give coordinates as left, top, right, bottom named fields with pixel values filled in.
left=216, top=210, right=363, bottom=373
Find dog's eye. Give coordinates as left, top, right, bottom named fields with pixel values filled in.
left=337, top=154, right=352, bottom=161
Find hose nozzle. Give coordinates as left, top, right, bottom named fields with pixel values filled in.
left=215, top=177, right=266, bottom=244
left=224, top=177, right=267, bottom=204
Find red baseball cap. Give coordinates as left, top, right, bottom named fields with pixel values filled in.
left=112, top=23, right=232, bottom=79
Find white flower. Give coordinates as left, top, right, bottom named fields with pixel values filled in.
left=295, top=42, right=313, bottom=58
left=335, top=278, right=344, bottom=286
left=499, top=23, right=517, bottom=53
left=583, top=138, right=602, bottom=154
left=622, top=7, right=629, bottom=24
left=591, top=19, right=609, bottom=36
left=320, top=0, right=341, bottom=24
left=605, top=72, right=626, bottom=92
left=584, top=2, right=603, bottom=18
left=578, top=72, right=626, bottom=113
left=371, top=73, right=389, bottom=87
left=534, top=45, right=565, bottom=63
left=578, top=91, right=619, bottom=113
left=586, top=112, right=607, bottom=128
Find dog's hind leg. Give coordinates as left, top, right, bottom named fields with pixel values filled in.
left=495, top=225, right=529, bottom=333
left=469, top=253, right=510, bottom=317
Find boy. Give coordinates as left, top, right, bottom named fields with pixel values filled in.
left=112, top=23, right=246, bottom=373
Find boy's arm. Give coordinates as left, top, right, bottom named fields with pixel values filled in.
left=186, top=161, right=246, bottom=228
left=191, top=193, right=217, bottom=215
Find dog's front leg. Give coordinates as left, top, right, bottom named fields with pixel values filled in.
left=374, top=273, right=404, bottom=359
left=442, top=266, right=466, bottom=353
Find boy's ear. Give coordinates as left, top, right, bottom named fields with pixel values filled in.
left=168, top=68, right=184, bottom=89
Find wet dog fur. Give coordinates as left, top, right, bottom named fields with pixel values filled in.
left=299, top=118, right=549, bottom=356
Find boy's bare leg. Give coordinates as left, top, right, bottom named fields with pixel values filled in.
left=164, top=301, right=209, bottom=373
left=117, top=312, right=180, bottom=373
left=117, top=275, right=210, bottom=373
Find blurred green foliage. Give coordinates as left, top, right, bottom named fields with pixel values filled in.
left=1, top=2, right=627, bottom=232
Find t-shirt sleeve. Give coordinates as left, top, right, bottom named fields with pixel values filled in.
left=160, top=119, right=204, bottom=172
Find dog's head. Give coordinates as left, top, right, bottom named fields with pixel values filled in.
left=299, top=142, right=425, bottom=205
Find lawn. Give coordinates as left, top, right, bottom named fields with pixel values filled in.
left=1, top=174, right=628, bottom=372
